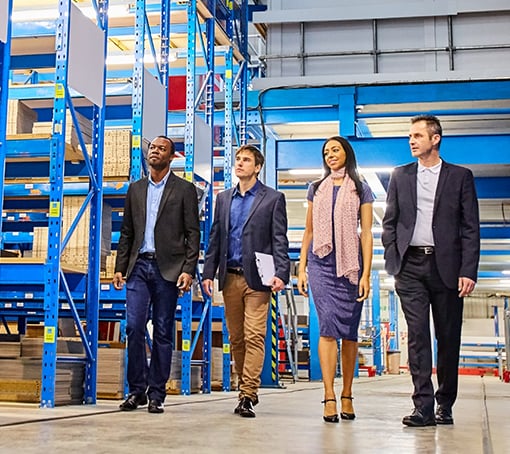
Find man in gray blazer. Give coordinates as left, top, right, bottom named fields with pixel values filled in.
left=113, top=135, right=200, bottom=414
left=203, top=144, right=290, bottom=418
left=382, top=115, right=480, bottom=427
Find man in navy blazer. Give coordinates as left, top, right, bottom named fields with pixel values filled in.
left=203, top=144, right=290, bottom=418
left=113, top=135, right=200, bottom=414
left=382, top=115, right=480, bottom=427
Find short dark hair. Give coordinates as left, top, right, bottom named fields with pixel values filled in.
left=411, top=115, right=442, bottom=148
left=235, top=144, right=265, bottom=168
left=155, top=135, right=175, bottom=154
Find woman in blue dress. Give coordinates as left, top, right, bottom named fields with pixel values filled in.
left=297, top=136, right=374, bottom=423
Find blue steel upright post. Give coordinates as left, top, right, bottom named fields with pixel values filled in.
left=180, top=0, right=198, bottom=396
left=371, top=270, right=382, bottom=375
left=130, top=0, right=146, bottom=182
left=200, top=0, right=216, bottom=394
left=388, top=290, right=399, bottom=351
left=83, top=0, right=109, bottom=405
left=0, top=0, right=13, bottom=250
left=41, top=0, right=73, bottom=407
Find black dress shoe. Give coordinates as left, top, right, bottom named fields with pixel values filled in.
left=239, top=397, right=256, bottom=418
left=148, top=399, right=164, bottom=414
left=235, top=396, right=258, bottom=415
left=119, top=393, right=147, bottom=411
left=435, top=406, right=454, bottom=425
left=402, top=408, right=436, bottom=427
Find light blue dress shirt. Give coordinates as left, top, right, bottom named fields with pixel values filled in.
left=140, top=170, right=171, bottom=253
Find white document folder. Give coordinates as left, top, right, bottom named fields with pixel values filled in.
left=254, top=252, right=275, bottom=286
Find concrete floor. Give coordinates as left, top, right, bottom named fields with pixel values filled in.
left=0, top=373, right=508, bottom=454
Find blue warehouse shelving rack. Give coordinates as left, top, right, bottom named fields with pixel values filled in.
left=0, top=0, right=258, bottom=405
left=0, top=0, right=110, bottom=406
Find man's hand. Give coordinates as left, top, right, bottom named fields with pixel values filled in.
left=202, top=279, right=214, bottom=298
left=269, top=276, right=285, bottom=293
left=458, top=277, right=476, bottom=297
left=177, top=272, right=193, bottom=293
left=112, top=272, right=125, bottom=290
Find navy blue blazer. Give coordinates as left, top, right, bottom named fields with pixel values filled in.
left=382, top=161, right=480, bottom=289
left=203, top=182, right=290, bottom=292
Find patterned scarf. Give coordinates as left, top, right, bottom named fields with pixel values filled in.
left=312, top=168, right=361, bottom=284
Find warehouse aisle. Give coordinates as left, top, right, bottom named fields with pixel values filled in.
left=0, top=374, right=508, bottom=453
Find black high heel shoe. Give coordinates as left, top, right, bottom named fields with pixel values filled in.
left=340, top=396, right=355, bottom=420
left=322, top=398, right=339, bottom=423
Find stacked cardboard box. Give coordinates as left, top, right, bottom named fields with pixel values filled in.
left=103, top=129, right=132, bottom=178
left=32, top=110, right=92, bottom=161
left=32, top=197, right=112, bottom=272
left=166, top=350, right=201, bottom=394
left=0, top=335, right=85, bottom=405
left=103, top=250, right=117, bottom=279
left=6, top=99, right=38, bottom=135
left=96, top=344, right=125, bottom=399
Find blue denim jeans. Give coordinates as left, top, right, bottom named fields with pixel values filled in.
left=125, top=256, right=179, bottom=402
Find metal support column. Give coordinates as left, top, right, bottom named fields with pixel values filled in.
left=223, top=0, right=234, bottom=188
left=308, top=290, right=321, bottom=380
left=388, top=290, right=399, bottom=351
left=40, top=0, right=73, bottom=407
left=180, top=0, right=199, bottom=396
left=130, top=0, right=147, bottom=182
left=261, top=292, right=280, bottom=387
left=371, top=270, right=382, bottom=375
left=0, top=0, right=13, bottom=248
left=83, top=0, right=109, bottom=405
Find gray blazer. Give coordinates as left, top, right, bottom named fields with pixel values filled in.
left=382, top=161, right=480, bottom=289
left=115, top=171, right=200, bottom=281
left=203, top=182, right=290, bottom=292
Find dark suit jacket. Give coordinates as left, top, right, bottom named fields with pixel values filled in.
left=381, top=161, right=480, bottom=289
left=115, top=171, right=200, bottom=281
left=203, top=182, right=290, bottom=292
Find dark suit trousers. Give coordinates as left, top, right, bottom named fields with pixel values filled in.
left=125, top=256, right=179, bottom=402
left=395, top=249, right=464, bottom=415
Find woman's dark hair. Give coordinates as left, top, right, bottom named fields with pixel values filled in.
left=311, top=136, right=364, bottom=197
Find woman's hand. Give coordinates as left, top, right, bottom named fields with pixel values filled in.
left=356, top=275, right=371, bottom=302
left=297, top=270, right=308, bottom=297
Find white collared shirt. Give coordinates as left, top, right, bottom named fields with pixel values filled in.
left=410, top=160, right=442, bottom=246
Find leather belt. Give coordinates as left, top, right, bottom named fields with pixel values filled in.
left=408, top=246, right=435, bottom=255
left=227, top=267, right=244, bottom=276
left=138, top=252, right=157, bottom=260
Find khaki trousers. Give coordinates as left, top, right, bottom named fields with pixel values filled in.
left=222, top=273, right=270, bottom=401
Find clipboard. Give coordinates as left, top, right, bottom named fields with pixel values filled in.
left=254, top=252, right=275, bottom=286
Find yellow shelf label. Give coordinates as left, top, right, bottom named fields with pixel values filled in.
left=225, top=69, right=232, bottom=79
left=49, top=202, right=60, bottom=217
left=44, top=326, right=56, bottom=343
left=132, top=135, right=141, bottom=148
left=55, top=83, right=65, bottom=99
left=182, top=339, right=190, bottom=352
left=223, top=343, right=230, bottom=354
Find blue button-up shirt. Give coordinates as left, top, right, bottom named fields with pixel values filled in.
left=227, top=180, right=260, bottom=267
left=140, top=170, right=171, bottom=253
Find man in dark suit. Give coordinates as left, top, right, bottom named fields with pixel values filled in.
left=382, top=115, right=480, bottom=427
left=202, top=144, right=290, bottom=418
left=113, top=135, right=200, bottom=414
